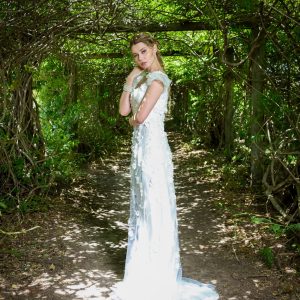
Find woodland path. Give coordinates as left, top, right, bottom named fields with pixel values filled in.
left=0, top=132, right=297, bottom=300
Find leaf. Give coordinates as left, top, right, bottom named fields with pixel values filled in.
left=0, top=201, right=7, bottom=209
left=49, top=263, right=55, bottom=271
left=269, top=223, right=284, bottom=236
left=251, top=216, right=272, bottom=224
left=259, top=247, right=274, bottom=268
left=286, top=223, right=300, bottom=233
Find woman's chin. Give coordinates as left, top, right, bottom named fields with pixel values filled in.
left=139, top=63, right=148, bottom=70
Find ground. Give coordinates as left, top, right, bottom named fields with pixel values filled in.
left=0, top=132, right=299, bottom=299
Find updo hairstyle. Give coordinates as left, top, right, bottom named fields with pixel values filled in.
left=130, top=32, right=164, bottom=69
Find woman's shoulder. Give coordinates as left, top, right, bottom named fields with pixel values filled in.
left=146, top=71, right=171, bottom=88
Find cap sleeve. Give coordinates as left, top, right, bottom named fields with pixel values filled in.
left=146, top=71, right=171, bottom=91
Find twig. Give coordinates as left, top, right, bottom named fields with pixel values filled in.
left=246, top=274, right=270, bottom=278
left=0, top=226, right=41, bottom=235
left=263, top=165, right=287, bottom=218
left=232, top=244, right=240, bottom=262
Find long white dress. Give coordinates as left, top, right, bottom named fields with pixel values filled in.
left=110, top=71, right=219, bottom=300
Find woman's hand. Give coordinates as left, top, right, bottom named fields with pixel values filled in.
left=119, top=67, right=142, bottom=116
left=129, top=114, right=139, bottom=127
left=126, top=66, right=143, bottom=85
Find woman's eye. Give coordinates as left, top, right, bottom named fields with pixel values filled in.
left=141, top=49, right=146, bottom=54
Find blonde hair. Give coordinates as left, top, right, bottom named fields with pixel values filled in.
left=130, top=33, right=164, bottom=69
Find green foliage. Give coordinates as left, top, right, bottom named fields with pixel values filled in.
left=220, top=142, right=251, bottom=190
left=34, top=55, right=126, bottom=185
left=286, top=224, right=300, bottom=235
left=18, top=196, right=50, bottom=214
left=259, top=247, right=274, bottom=268
left=251, top=216, right=273, bottom=225
left=0, top=201, right=7, bottom=210
left=0, top=0, right=299, bottom=236
left=0, top=248, right=23, bottom=259
left=251, top=216, right=300, bottom=239
left=251, top=217, right=300, bottom=261
left=164, top=31, right=225, bottom=147
left=34, top=58, right=80, bottom=183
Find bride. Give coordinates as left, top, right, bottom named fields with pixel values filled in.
left=110, top=33, right=219, bottom=300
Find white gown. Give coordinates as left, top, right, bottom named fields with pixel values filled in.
left=110, top=71, right=219, bottom=300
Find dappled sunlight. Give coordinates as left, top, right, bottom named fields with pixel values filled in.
left=0, top=203, right=126, bottom=298
left=0, top=134, right=286, bottom=299
left=0, top=154, right=131, bottom=299
left=25, top=269, right=116, bottom=299
left=168, top=134, right=282, bottom=299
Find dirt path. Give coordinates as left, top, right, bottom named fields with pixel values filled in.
left=0, top=132, right=297, bottom=299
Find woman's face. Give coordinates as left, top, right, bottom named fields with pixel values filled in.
left=131, top=42, right=157, bottom=70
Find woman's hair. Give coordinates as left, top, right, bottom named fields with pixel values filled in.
left=130, top=32, right=164, bottom=69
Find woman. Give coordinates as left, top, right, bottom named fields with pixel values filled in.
left=110, top=33, right=219, bottom=300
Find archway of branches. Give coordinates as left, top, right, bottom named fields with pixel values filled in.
left=0, top=0, right=299, bottom=226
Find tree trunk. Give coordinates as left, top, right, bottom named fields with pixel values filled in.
left=64, top=58, right=79, bottom=106
left=250, top=27, right=266, bottom=188
left=171, top=86, right=188, bottom=126
left=223, top=47, right=235, bottom=158
left=64, top=58, right=79, bottom=139
left=0, top=65, right=46, bottom=199
left=68, top=61, right=78, bottom=105
left=12, top=69, right=45, bottom=162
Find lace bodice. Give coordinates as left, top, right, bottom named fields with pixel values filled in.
left=130, top=71, right=171, bottom=123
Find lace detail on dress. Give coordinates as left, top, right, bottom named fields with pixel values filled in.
left=130, top=71, right=170, bottom=118
left=146, top=71, right=172, bottom=91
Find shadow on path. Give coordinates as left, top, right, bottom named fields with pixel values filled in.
left=0, top=132, right=287, bottom=299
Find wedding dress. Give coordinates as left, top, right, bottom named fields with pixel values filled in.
left=110, top=71, right=219, bottom=300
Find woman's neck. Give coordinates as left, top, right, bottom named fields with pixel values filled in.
left=147, top=59, right=163, bottom=73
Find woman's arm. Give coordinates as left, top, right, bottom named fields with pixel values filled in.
left=119, top=82, right=132, bottom=116
left=129, top=80, right=164, bottom=126
left=119, top=67, right=142, bottom=116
